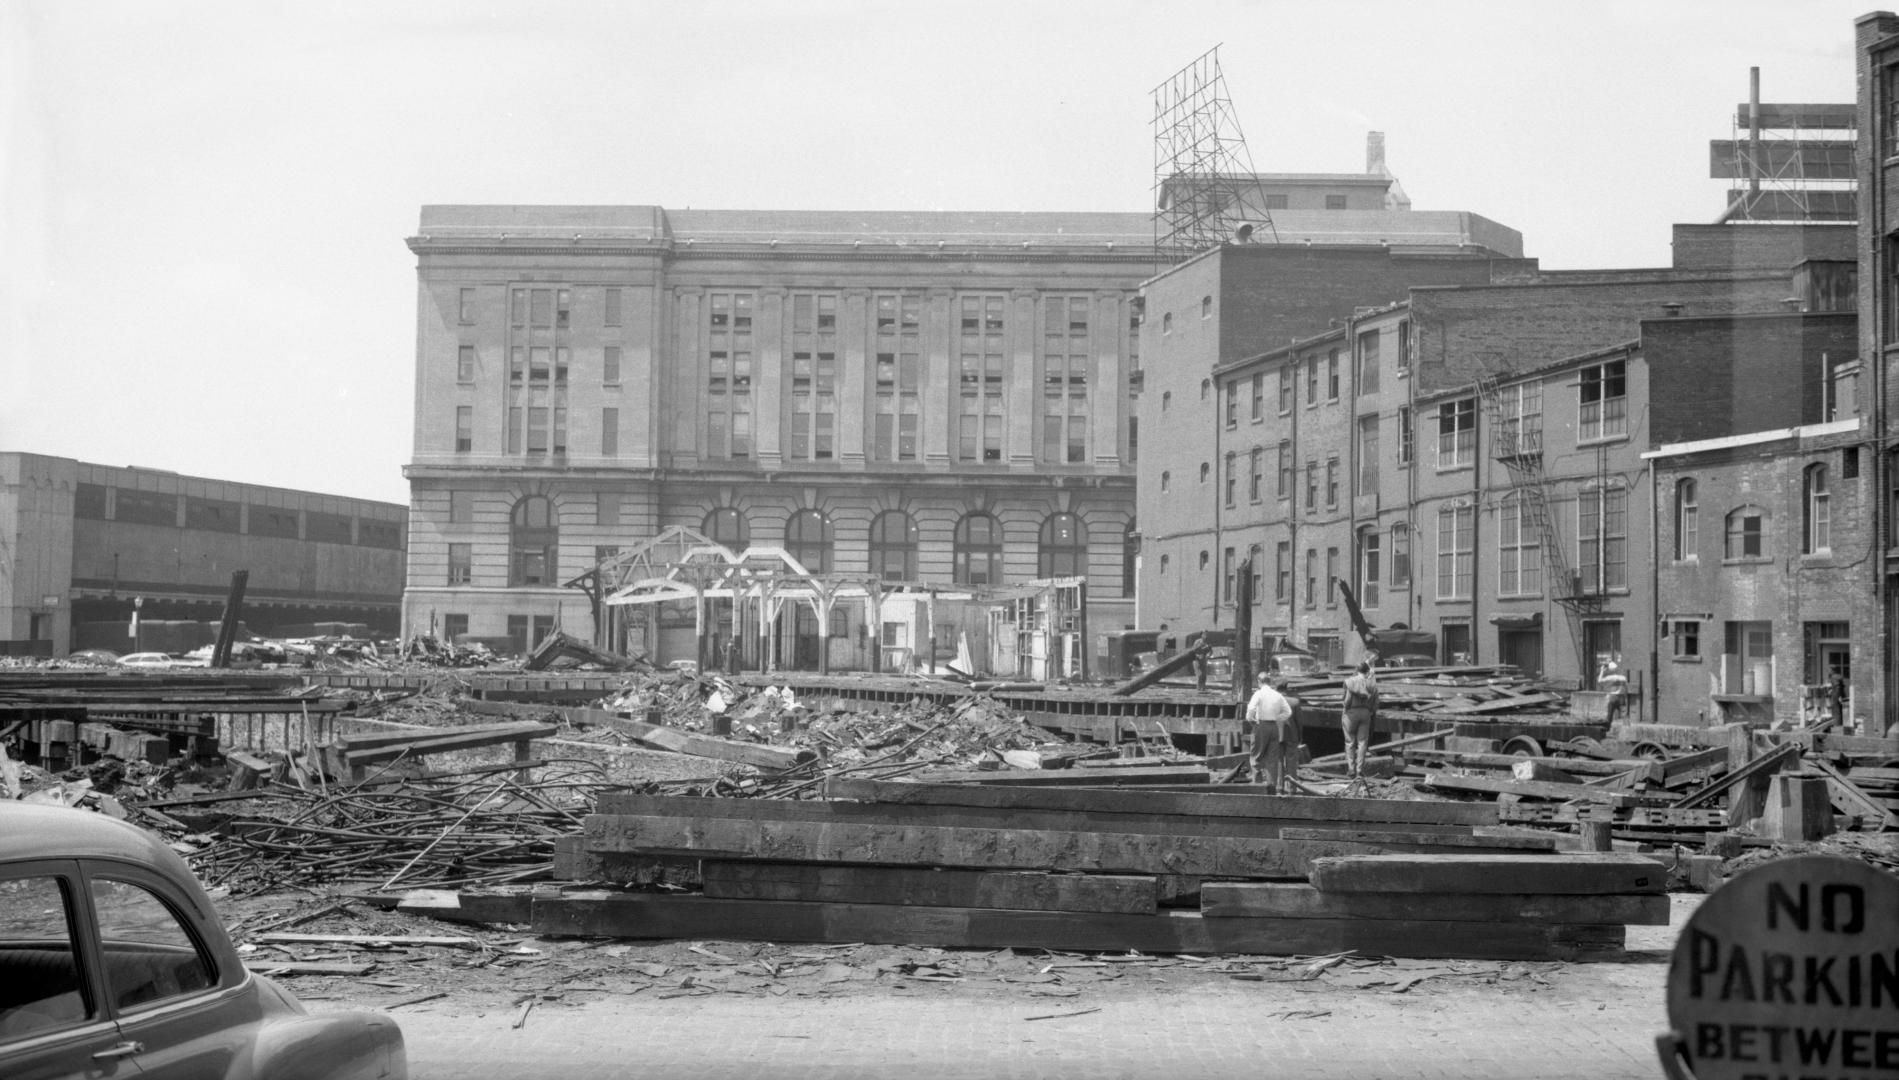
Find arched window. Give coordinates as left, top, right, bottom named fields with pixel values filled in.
left=784, top=510, right=833, bottom=573
left=1038, top=512, right=1086, bottom=578
left=510, top=495, right=558, bottom=586
left=954, top=512, right=1003, bottom=585
left=1675, top=479, right=1698, bottom=561
left=703, top=507, right=749, bottom=552
left=869, top=511, right=917, bottom=581
left=1804, top=464, right=1830, bottom=555
left=1122, top=520, right=1138, bottom=597
left=1725, top=506, right=1767, bottom=560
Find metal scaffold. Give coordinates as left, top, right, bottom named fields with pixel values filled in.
left=1152, top=45, right=1276, bottom=260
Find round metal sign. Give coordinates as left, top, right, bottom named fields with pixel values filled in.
left=1665, top=854, right=1899, bottom=1079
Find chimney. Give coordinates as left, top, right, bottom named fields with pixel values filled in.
left=1367, top=131, right=1388, bottom=176
left=1661, top=301, right=1685, bottom=318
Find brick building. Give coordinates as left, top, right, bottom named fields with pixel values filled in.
left=0, top=452, right=406, bottom=655
left=1857, top=11, right=1899, bottom=732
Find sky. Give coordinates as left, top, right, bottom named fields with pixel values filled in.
left=0, top=0, right=1879, bottom=506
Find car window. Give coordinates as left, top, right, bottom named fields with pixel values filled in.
left=0, top=874, right=94, bottom=1039
left=90, top=877, right=216, bottom=1010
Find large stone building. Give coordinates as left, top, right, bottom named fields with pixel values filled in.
left=0, top=453, right=407, bottom=655
left=400, top=189, right=1517, bottom=667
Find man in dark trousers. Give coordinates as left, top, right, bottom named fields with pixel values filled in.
left=1340, top=661, right=1380, bottom=786
left=1246, top=671, right=1298, bottom=793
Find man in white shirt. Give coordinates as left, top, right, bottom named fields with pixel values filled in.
left=1246, top=671, right=1298, bottom=793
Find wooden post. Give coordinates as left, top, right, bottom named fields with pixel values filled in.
left=1577, top=820, right=1614, bottom=852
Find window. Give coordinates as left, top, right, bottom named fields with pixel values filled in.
left=1201, top=378, right=1212, bottom=401
left=90, top=877, right=216, bottom=1009
left=307, top=511, right=353, bottom=544
left=1160, top=470, right=1171, bottom=493
left=785, top=510, right=833, bottom=573
left=1200, top=462, right=1211, bottom=484
left=1325, top=194, right=1348, bottom=209
left=1160, top=553, right=1170, bottom=574
left=873, top=294, right=923, bottom=463
left=604, top=346, right=621, bottom=385
left=1398, top=405, right=1414, bottom=465
left=441, top=613, right=468, bottom=642
left=1675, top=480, right=1698, bottom=560
left=1248, top=543, right=1264, bottom=604
left=1306, top=357, right=1318, bottom=405
left=1276, top=441, right=1291, bottom=500
left=185, top=497, right=240, bottom=534
left=1357, top=528, right=1381, bottom=608
left=1577, top=483, right=1628, bottom=593
left=459, top=288, right=476, bottom=324
left=1127, top=416, right=1138, bottom=465
left=1249, top=448, right=1263, bottom=502
left=1200, top=550, right=1211, bottom=571
left=1578, top=359, right=1628, bottom=442
left=510, top=496, right=557, bottom=586
left=75, top=482, right=107, bottom=519
left=1356, top=330, right=1380, bottom=395
left=703, top=507, right=749, bottom=551
left=1224, top=382, right=1238, bottom=428
left=455, top=406, right=473, bottom=452
left=1040, top=297, right=1090, bottom=465
left=1264, top=193, right=1289, bottom=209
left=870, top=511, right=918, bottom=581
left=1304, top=461, right=1318, bottom=513
left=458, top=345, right=476, bottom=382
left=1201, top=295, right=1213, bottom=319
left=1494, top=383, right=1542, bottom=458
left=1391, top=523, right=1412, bottom=588
left=1162, top=391, right=1171, bottom=412
left=1357, top=415, right=1380, bottom=492
left=1672, top=620, right=1700, bottom=660
left=1275, top=541, right=1290, bottom=601
left=790, top=293, right=839, bottom=462
left=598, top=493, right=620, bottom=526
left=553, top=407, right=567, bottom=455
left=449, top=490, right=473, bottom=524
left=448, top=542, right=472, bottom=585
left=1436, top=398, right=1476, bottom=468
left=1250, top=374, right=1264, bottom=421
left=958, top=294, right=1006, bottom=463
left=954, top=512, right=1004, bottom=585
left=1725, top=507, right=1767, bottom=560
left=1498, top=493, right=1542, bottom=597
left=1123, top=521, right=1138, bottom=597
left=1278, top=366, right=1293, bottom=414
left=555, top=288, right=570, bottom=329
left=1397, top=320, right=1410, bottom=372
left=1325, top=457, right=1339, bottom=508
left=1325, top=548, right=1339, bottom=606
left=0, top=874, right=93, bottom=1036
left=1326, top=349, right=1340, bottom=401
left=1436, top=504, right=1473, bottom=600
left=706, top=292, right=754, bottom=460
left=602, top=407, right=618, bottom=456
left=1804, top=464, right=1831, bottom=555
left=507, top=614, right=528, bottom=654
left=1844, top=446, right=1860, bottom=479
left=1224, top=453, right=1237, bottom=508
left=1223, top=547, right=1236, bottom=603
left=114, top=489, right=178, bottom=527
left=604, top=287, right=622, bottom=327
left=1304, top=549, right=1317, bottom=608
left=1162, top=312, right=1172, bottom=335
left=359, top=520, right=400, bottom=550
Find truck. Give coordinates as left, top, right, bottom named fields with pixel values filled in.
left=1332, top=577, right=1436, bottom=667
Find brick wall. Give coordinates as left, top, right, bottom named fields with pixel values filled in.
left=1647, top=312, right=1857, bottom=445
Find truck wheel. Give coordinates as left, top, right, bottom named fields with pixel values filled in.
left=1632, top=741, right=1667, bottom=760
left=1502, top=736, right=1542, bottom=757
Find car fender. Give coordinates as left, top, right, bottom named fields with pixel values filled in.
left=243, top=1004, right=405, bottom=1080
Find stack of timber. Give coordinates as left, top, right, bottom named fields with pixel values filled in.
left=534, top=779, right=1667, bottom=960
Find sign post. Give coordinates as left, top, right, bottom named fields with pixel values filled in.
left=1660, top=854, right=1899, bottom=1079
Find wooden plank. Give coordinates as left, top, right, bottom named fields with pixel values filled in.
left=243, top=961, right=375, bottom=976
left=530, top=893, right=1624, bottom=961
left=586, top=812, right=1385, bottom=878
left=341, top=722, right=558, bottom=765
left=332, top=720, right=551, bottom=752
left=254, top=932, right=479, bottom=949
left=1309, top=727, right=1454, bottom=766
left=1805, top=757, right=1898, bottom=829
left=1278, top=827, right=1557, bottom=852
left=1199, top=882, right=1669, bottom=924
left=1672, top=742, right=1801, bottom=809
left=1404, top=749, right=1653, bottom=778
left=465, top=700, right=813, bottom=771
left=1421, top=772, right=1644, bottom=807
left=1308, top=853, right=1667, bottom=895
left=910, top=766, right=1209, bottom=786
left=1658, top=746, right=1729, bottom=781
left=1436, top=693, right=1564, bottom=715
left=699, top=862, right=1159, bottom=914
left=822, top=777, right=1501, bottom=827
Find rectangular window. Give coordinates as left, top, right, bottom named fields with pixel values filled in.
left=1249, top=448, right=1263, bottom=502
left=449, top=490, right=473, bottom=524
left=1276, top=441, right=1292, bottom=500
left=1278, top=366, right=1293, bottom=414
left=507, top=407, right=521, bottom=454
left=602, top=407, right=619, bottom=457
left=1436, top=505, right=1474, bottom=600
left=1248, top=543, right=1264, bottom=603
left=1357, top=330, right=1380, bottom=395
left=75, top=482, right=107, bottom=519
left=960, top=293, right=1007, bottom=463
left=1672, top=620, right=1700, bottom=660
left=706, top=292, right=755, bottom=460
left=556, top=289, right=570, bottom=330
left=1498, top=496, right=1543, bottom=597
left=251, top=506, right=297, bottom=539
left=114, top=489, right=178, bottom=526
left=1304, top=549, right=1318, bottom=608
left=1224, top=453, right=1237, bottom=508
left=604, top=287, right=623, bottom=327
left=1436, top=398, right=1476, bottom=468
left=442, top=613, right=468, bottom=642
left=1397, top=320, right=1410, bottom=371
left=1359, top=530, right=1381, bottom=608
left=1325, top=457, right=1339, bottom=508
left=1398, top=405, right=1414, bottom=465
left=1495, top=382, right=1544, bottom=458
left=1325, top=548, right=1338, bottom=606
left=1391, top=525, right=1411, bottom=589
left=1357, top=415, right=1380, bottom=492
left=1275, top=541, right=1290, bottom=601
left=458, top=345, right=476, bottom=382
left=1042, top=295, right=1089, bottom=464
left=1265, top=193, right=1289, bottom=209
left=604, top=346, right=621, bottom=384
left=507, top=615, right=529, bottom=655
left=447, top=542, right=472, bottom=585
left=1306, top=357, right=1318, bottom=405
left=1326, top=349, right=1340, bottom=401
left=1224, top=382, right=1238, bottom=428
left=1250, top=374, right=1264, bottom=421
left=873, top=293, right=924, bottom=464
left=185, top=497, right=241, bottom=533
left=598, top=492, right=620, bottom=526
left=455, top=406, right=473, bottom=452
left=307, top=511, right=353, bottom=544
left=459, top=288, right=476, bottom=324
left=1578, top=359, right=1628, bottom=442
left=1578, top=484, right=1629, bottom=592
left=1305, top=461, right=1318, bottom=514
left=1224, top=547, right=1236, bottom=603
left=527, top=407, right=548, bottom=455
left=1325, top=194, right=1348, bottom=209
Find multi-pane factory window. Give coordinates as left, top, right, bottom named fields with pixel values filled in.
left=1578, top=483, right=1627, bottom=592
left=959, top=295, right=1005, bottom=463
left=790, top=293, right=838, bottom=461
left=251, top=506, right=300, bottom=539
left=1436, top=398, right=1475, bottom=468
left=873, top=294, right=923, bottom=462
left=1498, top=493, right=1542, bottom=597
left=1357, top=528, right=1381, bottom=609
left=1578, top=359, right=1627, bottom=442
left=1038, top=512, right=1086, bottom=578
left=447, top=543, right=472, bottom=586
left=954, top=512, right=1004, bottom=585
left=114, top=489, right=178, bottom=527
left=456, top=406, right=472, bottom=452
left=185, top=497, right=241, bottom=534
left=706, top=292, right=755, bottom=460
left=1041, top=296, right=1090, bottom=465
left=75, top=483, right=107, bottom=519
left=870, top=511, right=918, bottom=581
left=1436, top=504, right=1473, bottom=600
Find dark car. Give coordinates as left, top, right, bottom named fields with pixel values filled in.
left=0, top=804, right=405, bottom=1080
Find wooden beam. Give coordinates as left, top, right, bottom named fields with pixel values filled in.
left=463, top=699, right=814, bottom=771
left=1277, top=827, right=1557, bottom=852
left=700, top=862, right=1159, bottom=914
left=1308, top=727, right=1454, bottom=766
left=1672, top=742, right=1801, bottom=810
left=822, top=777, right=1500, bottom=827
left=585, top=812, right=1386, bottom=878
left=1434, top=693, right=1565, bottom=715
left=1804, top=757, right=1898, bottom=829
left=338, top=722, right=558, bottom=765
left=1421, top=772, right=1647, bottom=807
left=908, top=766, right=1209, bottom=786
left=1198, top=882, right=1668, bottom=924
left=1308, top=853, right=1667, bottom=895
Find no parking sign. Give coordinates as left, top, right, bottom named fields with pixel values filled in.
left=1661, top=855, right=1899, bottom=1079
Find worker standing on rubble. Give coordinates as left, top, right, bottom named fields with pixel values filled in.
left=1246, top=671, right=1298, bottom=793
left=1340, top=661, right=1379, bottom=784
